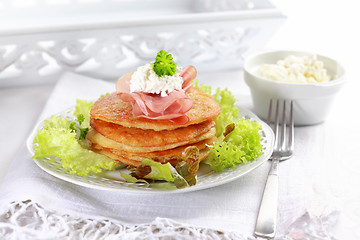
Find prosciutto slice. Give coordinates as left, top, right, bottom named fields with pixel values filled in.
left=116, top=66, right=196, bottom=124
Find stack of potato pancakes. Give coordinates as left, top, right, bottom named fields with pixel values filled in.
left=86, top=88, right=221, bottom=167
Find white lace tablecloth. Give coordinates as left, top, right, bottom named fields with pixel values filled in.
left=0, top=72, right=341, bottom=239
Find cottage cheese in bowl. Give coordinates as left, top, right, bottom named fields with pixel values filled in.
left=259, top=54, right=331, bottom=84
left=244, top=50, right=345, bottom=125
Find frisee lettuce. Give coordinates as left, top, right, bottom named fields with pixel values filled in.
left=206, top=118, right=263, bottom=172
left=32, top=100, right=119, bottom=176
left=194, top=81, right=263, bottom=172
left=73, top=99, right=93, bottom=128
left=194, top=81, right=240, bottom=137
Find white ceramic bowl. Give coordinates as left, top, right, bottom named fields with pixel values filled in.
left=244, top=50, right=345, bottom=125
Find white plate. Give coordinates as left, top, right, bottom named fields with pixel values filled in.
left=27, top=106, right=274, bottom=194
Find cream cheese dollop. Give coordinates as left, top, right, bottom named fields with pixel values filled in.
left=259, top=54, right=331, bottom=83
left=130, top=63, right=183, bottom=97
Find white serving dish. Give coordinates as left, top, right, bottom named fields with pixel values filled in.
left=0, top=0, right=285, bottom=87
left=244, top=50, right=345, bottom=125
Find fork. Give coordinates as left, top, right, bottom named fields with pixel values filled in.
left=254, top=99, right=294, bottom=239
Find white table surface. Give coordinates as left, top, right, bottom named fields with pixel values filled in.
left=1, top=0, right=360, bottom=239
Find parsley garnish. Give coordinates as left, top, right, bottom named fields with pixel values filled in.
left=153, top=50, right=177, bottom=77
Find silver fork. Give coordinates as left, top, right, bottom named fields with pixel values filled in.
left=254, top=99, right=294, bottom=239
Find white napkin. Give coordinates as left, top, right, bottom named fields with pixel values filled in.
left=0, top=72, right=323, bottom=238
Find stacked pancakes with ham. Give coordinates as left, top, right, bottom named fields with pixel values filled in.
left=86, top=66, right=221, bottom=167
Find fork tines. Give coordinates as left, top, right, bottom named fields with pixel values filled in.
left=267, top=99, right=294, bottom=156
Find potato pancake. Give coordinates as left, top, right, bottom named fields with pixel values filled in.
left=95, top=147, right=212, bottom=167
left=91, top=118, right=215, bottom=148
left=92, top=137, right=215, bottom=161
left=90, top=87, right=221, bottom=131
left=86, top=127, right=216, bottom=153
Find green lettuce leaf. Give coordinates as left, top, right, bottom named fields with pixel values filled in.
left=141, top=159, right=174, bottom=182
left=194, top=81, right=263, bottom=172
left=32, top=101, right=118, bottom=176
left=120, top=173, right=149, bottom=185
left=121, top=159, right=190, bottom=189
left=194, top=81, right=240, bottom=137
left=205, top=118, right=263, bottom=172
left=73, top=99, right=93, bottom=128
left=168, top=164, right=189, bottom=189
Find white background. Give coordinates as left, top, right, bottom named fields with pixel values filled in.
left=1, top=0, right=359, bottom=239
